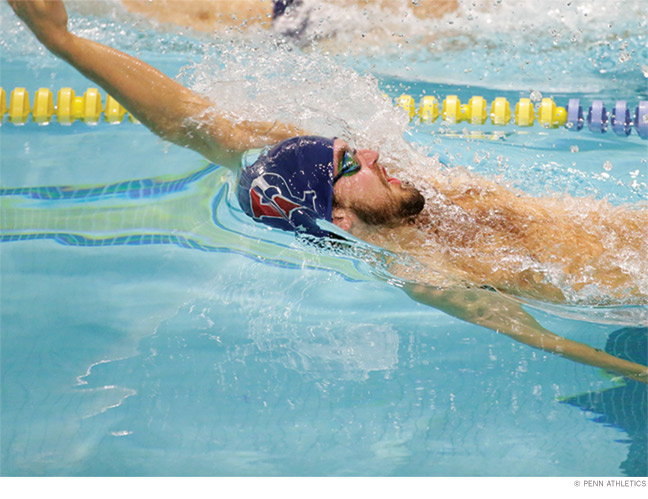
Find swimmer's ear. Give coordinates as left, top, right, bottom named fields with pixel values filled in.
left=331, top=208, right=357, bottom=232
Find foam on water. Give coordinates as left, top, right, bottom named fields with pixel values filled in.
left=187, top=37, right=417, bottom=157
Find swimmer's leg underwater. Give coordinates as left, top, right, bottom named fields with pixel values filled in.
left=8, top=0, right=647, bottom=384
left=405, top=283, right=648, bottom=384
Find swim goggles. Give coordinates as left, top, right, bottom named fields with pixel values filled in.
left=333, top=151, right=361, bottom=184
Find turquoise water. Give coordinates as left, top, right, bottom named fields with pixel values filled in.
left=1, top=1, right=647, bottom=477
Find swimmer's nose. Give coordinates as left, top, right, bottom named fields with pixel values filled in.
left=357, top=149, right=379, bottom=169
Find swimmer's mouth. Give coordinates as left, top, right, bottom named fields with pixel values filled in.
left=382, top=166, right=402, bottom=185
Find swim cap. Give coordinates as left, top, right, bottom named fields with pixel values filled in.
left=237, top=136, right=335, bottom=236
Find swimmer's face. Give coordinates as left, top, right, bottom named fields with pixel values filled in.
left=332, top=139, right=424, bottom=226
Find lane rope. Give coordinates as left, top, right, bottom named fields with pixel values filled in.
left=396, top=93, right=647, bottom=139
left=1, top=86, right=646, bottom=139
left=1, top=87, right=139, bottom=125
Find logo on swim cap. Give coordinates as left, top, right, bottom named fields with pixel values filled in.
left=249, top=173, right=319, bottom=225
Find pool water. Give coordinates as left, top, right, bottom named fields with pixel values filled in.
left=1, top=1, right=647, bottom=477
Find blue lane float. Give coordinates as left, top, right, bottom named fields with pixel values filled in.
left=611, top=101, right=632, bottom=137
left=566, top=98, right=584, bottom=131
left=636, top=101, right=648, bottom=139
left=587, top=100, right=608, bottom=134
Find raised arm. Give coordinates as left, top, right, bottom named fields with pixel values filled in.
left=8, top=0, right=302, bottom=168
left=405, top=283, right=648, bottom=384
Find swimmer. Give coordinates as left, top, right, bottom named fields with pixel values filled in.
left=118, top=0, right=278, bottom=32
left=114, top=0, right=458, bottom=42
left=8, top=0, right=648, bottom=383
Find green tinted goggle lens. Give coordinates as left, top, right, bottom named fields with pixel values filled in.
left=333, top=151, right=361, bottom=184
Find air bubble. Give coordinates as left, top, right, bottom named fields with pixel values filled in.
left=530, top=90, right=542, bottom=102
left=619, top=52, right=631, bottom=63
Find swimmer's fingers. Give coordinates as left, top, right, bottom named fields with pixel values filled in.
left=8, top=0, right=70, bottom=50
left=629, top=369, right=648, bottom=385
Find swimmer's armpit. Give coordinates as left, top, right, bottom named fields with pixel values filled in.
left=228, top=119, right=306, bottom=150
left=186, top=111, right=306, bottom=168
left=404, top=283, right=648, bottom=384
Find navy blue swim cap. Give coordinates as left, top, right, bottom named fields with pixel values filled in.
left=237, top=136, right=335, bottom=236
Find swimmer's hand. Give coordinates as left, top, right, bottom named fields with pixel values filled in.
left=8, top=0, right=71, bottom=53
